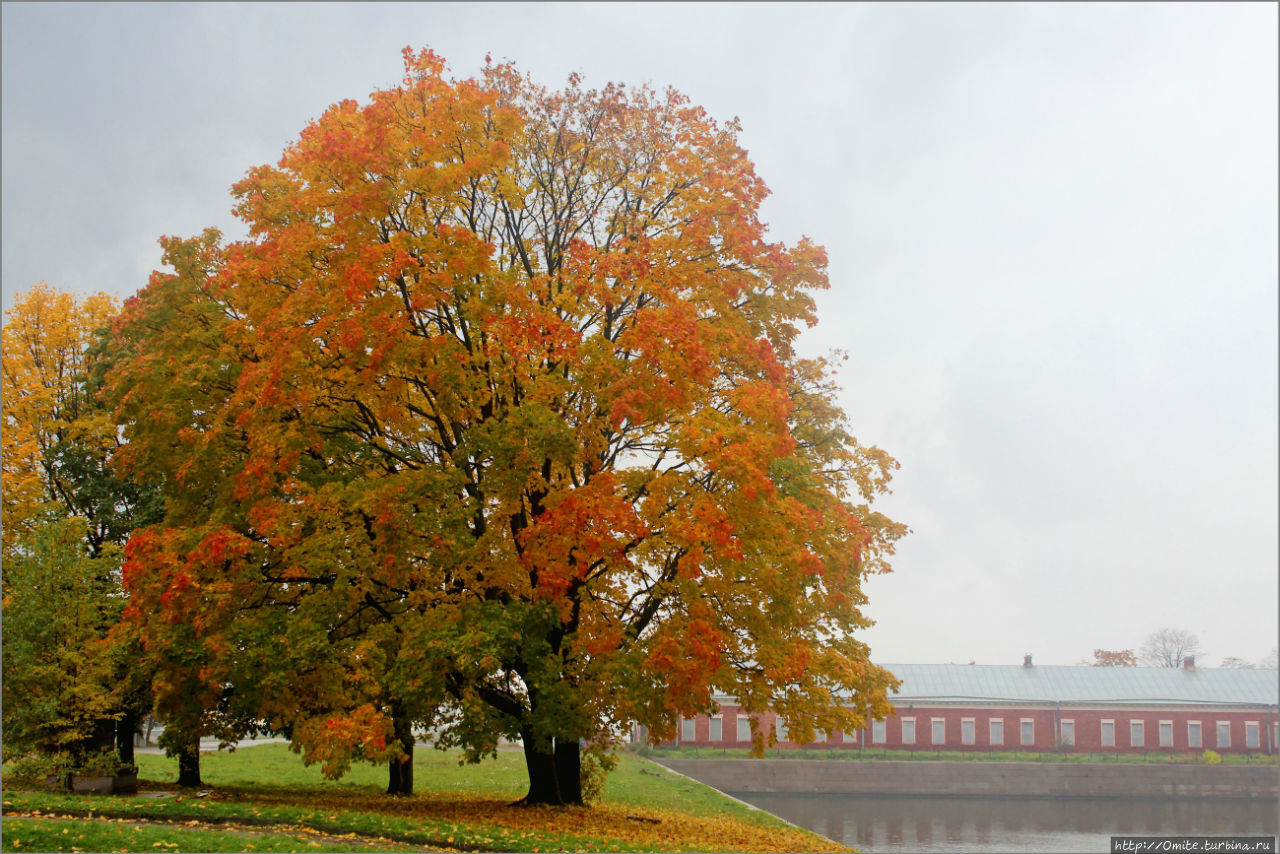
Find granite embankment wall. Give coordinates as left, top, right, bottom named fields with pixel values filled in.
left=653, top=758, right=1279, bottom=800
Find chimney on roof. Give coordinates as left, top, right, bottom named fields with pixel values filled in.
left=1023, top=654, right=1033, bottom=667
left=1183, top=656, right=1196, bottom=671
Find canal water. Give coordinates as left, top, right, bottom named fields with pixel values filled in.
left=729, top=792, right=1279, bottom=853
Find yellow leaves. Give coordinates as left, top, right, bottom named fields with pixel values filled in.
left=1, top=282, right=119, bottom=554
left=402, top=795, right=842, bottom=853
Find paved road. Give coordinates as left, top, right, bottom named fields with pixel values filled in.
left=134, top=736, right=291, bottom=755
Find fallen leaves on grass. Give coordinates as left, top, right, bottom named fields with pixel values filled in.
left=221, top=789, right=848, bottom=852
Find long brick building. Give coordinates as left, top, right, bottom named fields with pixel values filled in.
left=648, top=657, right=1280, bottom=756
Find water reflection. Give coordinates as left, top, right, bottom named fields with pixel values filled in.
left=730, top=793, right=1279, bottom=853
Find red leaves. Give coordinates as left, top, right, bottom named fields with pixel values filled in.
left=401, top=45, right=447, bottom=82
left=120, top=528, right=155, bottom=592
left=297, top=704, right=399, bottom=779
left=188, top=528, right=251, bottom=567
left=233, top=456, right=272, bottom=501
left=688, top=497, right=742, bottom=561
left=519, top=473, right=647, bottom=605
left=158, top=570, right=193, bottom=617
left=342, top=262, right=376, bottom=304
left=797, top=550, right=825, bottom=578
left=645, top=613, right=725, bottom=707
left=122, top=526, right=253, bottom=635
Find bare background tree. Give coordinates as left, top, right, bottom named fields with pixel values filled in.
left=1139, top=627, right=1203, bottom=668
left=1220, top=649, right=1277, bottom=668
left=1263, top=648, right=1279, bottom=669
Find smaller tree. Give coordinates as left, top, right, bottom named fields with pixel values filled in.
left=2, top=282, right=119, bottom=556
left=1219, top=657, right=1257, bottom=669
left=2, top=282, right=163, bottom=781
left=1, top=520, right=132, bottom=778
left=1091, top=648, right=1137, bottom=667
left=1139, top=628, right=1202, bottom=668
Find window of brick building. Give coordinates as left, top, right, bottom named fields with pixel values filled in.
left=681, top=717, right=696, bottom=742
left=1217, top=722, right=1231, bottom=749
left=901, top=718, right=915, bottom=745
left=962, top=718, right=975, bottom=745
left=872, top=719, right=886, bottom=744
left=990, top=718, right=1004, bottom=746
left=932, top=719, right=946, bottom=745
left=1130, top=721, right=1144, bottom=748
left=1188, top=721, right=1202, bottom=748
left=1102, top=719, right=1115, bottom=747
left=710, top=715, right=723, bottom=743
left=1060, top=719, right=1075, bottom=747
left=737, top=716, right=751, bottom=742
left=776, top=718, right=788, bottom=742
left=1159, top=721, right=1172, bottom=748
left=1020, top=719, right=1034, bottom=746
left=1246, top=722, right=1259, bottom=749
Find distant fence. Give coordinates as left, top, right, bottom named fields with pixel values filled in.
left=653, top=757, right=1280, bottom=800
left=643, top=745, right=1278, bottom=766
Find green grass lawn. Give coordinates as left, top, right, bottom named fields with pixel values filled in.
left=2, top=745, right=847, bottom=854
left=1, top=817, right=410, bottom=853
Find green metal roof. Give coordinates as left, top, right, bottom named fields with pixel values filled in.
left=879, top=664, right=1278, bottom=707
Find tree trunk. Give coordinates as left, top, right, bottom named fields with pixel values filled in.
left=117, top=709, right=138, bottom=766
left=176, top=740, right=201, bottom=787
left=65, top=717, right=116, bottom=775
left=385, top=705, right=414, bottom=796
left=518, top=725, right=563, bottom=805
left=386, top=753, right=412, bottom=796
left=88, top=716, right=117, bottom=755
left=554, top=737, right=583, bottom=805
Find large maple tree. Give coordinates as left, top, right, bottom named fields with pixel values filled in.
left=113, top=48, right=906, bottom=804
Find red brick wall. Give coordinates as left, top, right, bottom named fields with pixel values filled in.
left=676, top=706, right=863, bottom=748
left=868, top=707, right=1058, bottom=751
left=663, top=705, right=1278, bottom=754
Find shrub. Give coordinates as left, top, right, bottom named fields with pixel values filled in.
left=3, top=752, right=75, bottom=787
left=1200, top=750, right=1222, bottom=765
left=581, top=747, right=620, bottom=804
left=76, top=747, right=137, bottom=777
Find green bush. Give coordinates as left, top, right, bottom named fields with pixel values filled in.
left=581, top=746, right=620, bottom=803
left=1200, top=749, right=1222, bottom=765
left=2, top=751, right=75, bottom=787
left=3, top=747, right=136, bottom=790
left=75, top=747, right=137, bottom=777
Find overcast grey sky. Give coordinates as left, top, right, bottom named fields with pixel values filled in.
left=4, top=2, right=1276, bottom=668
